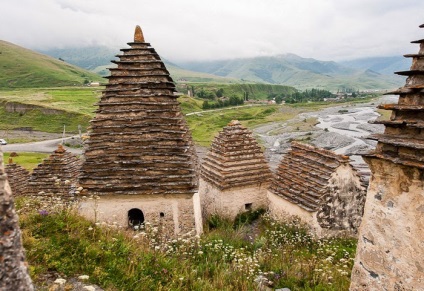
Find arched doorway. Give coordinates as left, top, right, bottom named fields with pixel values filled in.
left=128, top=208, right=144, bottom=228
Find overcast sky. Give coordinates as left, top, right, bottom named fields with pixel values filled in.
left=1, top=0, right=423, bottom=62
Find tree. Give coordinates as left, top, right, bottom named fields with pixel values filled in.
left=275, top=95, right=284, bottom=104
left=0, top=151, right=34, bottom=290
left=216, top=88, right=224, bottom=97
left=202, top=101, right=210, bottom=109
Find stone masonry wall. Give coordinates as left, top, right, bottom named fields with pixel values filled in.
left=199, top=177, right=269, bottom=220
left=0, top=152, right=34, bottom=290
left=78, top=193, right=201, bottom=237
left=350, top=159, right=424, bottom=290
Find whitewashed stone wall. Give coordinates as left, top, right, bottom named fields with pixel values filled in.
left=199, top=178, right=269, bottom=220
left=78, top=193, right=202, bottom=236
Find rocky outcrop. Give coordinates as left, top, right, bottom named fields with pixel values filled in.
left=268, top=142, right=366, bottom=235
left=199, top=120, right=272, bottom=219
left=5, top=158, right=30, bottom=196
left=350, top=23, right=424, bottom=290
left=0, top=151, right=34, bottom=290
left=27, top=144, right=81, bottom=197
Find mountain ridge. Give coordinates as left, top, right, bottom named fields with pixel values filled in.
left=37, top=46, right=408, bottom=91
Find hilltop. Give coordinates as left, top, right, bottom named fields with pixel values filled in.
left=0, top=41, right=104, bottom=88
left=176, top=54, right=405, bottom=91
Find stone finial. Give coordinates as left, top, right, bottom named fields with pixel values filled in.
left=134, top=25, right=145, bottom=43
left=8, top=157, right=13, bottom=164
left=55, top=144, right=66, bottom=153
left=228, top=120, right=241, bottom=126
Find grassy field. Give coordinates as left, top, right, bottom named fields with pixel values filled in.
left=4, top=152, right=48, bottom=171
left=0, top=87, right=381, bottom=146
left=177, top=83, right=297, bottom=100
left=18, top=197, right=356, bottom=290
left=0, top=87, right=101, bottom=133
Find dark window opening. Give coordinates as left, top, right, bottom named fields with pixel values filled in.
left=245, top=203, right=252, bottom=211
left=128, top=208, right=145, bottom=228
left=160, top=212, right=165, bottom=218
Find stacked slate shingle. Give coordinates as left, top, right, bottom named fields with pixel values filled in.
left=79, top=26, right=198, bottom=195
left=5, top=157, right=30, bottom=196
left=350, top=23, right=424, bottom=291
left=200, top=120, right=272, bottom=190
left=27, top=144, right=81, bottom=196
left=368, top=26, right=424, bottom=168
left=270, top=142, right=353, bottom=211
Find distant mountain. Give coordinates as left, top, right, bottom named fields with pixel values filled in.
left=38, top=46, right=406, bottom=91
left=38, top=46, right=119, bottom=73
left=40, top=46, right=239, bottom=83
left=176, top=54, right=405, bottom=91
left=339, top=56, right=411, bottom=75
left=0, top=41, right=104, bottom=88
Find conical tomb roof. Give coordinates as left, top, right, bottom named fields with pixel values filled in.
left=200, top=120, right=272, bottom=190
left=367, top=23, right=424, bottom=168
left=79, top=26, right=198, bottom=195
left=27, top=145, right=82, bottom=196
left=269, top=142, right=351, bottom=212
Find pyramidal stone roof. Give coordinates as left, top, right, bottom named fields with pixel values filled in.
left=79, top=26, right=198, bottom=195
left=27, top=145, right=82, bottom=196
left=200, top=120, right=272, bottom=190
left=368, top=24, right=424, bottom=168
left=5, top=158, right=30, bottom=196
left=269, top=142, right=352, bottom=212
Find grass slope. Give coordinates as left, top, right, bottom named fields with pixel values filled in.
left=0, top=41, right=104, bottom=88
left=18, top=198, right=356, bottom=290
left=0, top=87, right=101, bottom=133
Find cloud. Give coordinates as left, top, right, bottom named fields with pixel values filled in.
left=1, top=0, right=423, bottom=61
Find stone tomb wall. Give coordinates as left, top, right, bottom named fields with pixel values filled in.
left=268, top=142, right=366, bottom=236
left=199, top=178, right=269, bottom=219
left=350, top=159, right=424, bottom=290
left=78, top=193, right=202, bottom=236
left=5, top=159, right=30, bottom=196
left=268, top=163, right=365, bottom=237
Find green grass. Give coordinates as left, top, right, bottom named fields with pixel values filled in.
left=0, top=87, right=381, bottom=143
left=0, top=87, right=100, bottom=133
left=17, top=198, right=356, bottom=290
left=186, top=105, right=293, bottom=146
left=0, top=40, right=104, bottom=88
left=177, top=83, right=297, bottom=100
left=4, top=152, right=48, bottom=171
